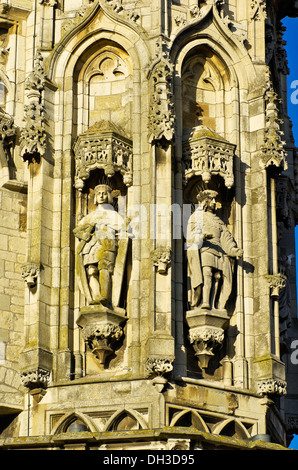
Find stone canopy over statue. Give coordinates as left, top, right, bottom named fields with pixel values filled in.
left=187, top=189, right=243, bottom=312
left=73, top=183, right=128, bottom=309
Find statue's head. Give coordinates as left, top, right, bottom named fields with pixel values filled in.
left=94, top=183, right=113, bottom=205
left=196, top=190, right=218, bottom=212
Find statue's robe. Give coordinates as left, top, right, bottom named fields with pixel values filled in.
left=73, top=203, right=127, bottom=306
left=187, top=210, right=238, bottom=309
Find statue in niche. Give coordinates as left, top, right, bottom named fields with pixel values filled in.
left=73, top=183, right=128, bottom=309
left=186, top=189, right=243, bottom=311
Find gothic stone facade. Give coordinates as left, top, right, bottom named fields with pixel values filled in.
left=0, top=0, right=298, bottom=450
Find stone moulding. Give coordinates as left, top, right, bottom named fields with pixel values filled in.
left=76, top=304, right=126, bottom=370
left=182, top=126, right=235, bottom=188
left=73, top=121, right=133, bottom=191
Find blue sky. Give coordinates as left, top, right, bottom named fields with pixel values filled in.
left=283, top=15, right=298, bottom=450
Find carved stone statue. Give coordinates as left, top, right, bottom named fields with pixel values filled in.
left=73, top=183, right=128, bottom=308
left=187, top=189, right=243, bottom=311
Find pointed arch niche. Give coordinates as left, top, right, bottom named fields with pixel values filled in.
left=179, top=44, right=237, bottom=143
left=73, top=39, right=133, bottom=138
left=175, top=43, right=240, bottom=203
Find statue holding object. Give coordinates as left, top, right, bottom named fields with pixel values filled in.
left=186, top=189, right=243, bottom=312
left=73, top=183, right=128, bottom=309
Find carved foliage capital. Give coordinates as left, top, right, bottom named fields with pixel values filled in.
left=145, top=356, right=174, bottom=378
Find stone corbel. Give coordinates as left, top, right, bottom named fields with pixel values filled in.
left=265, top=273, right=287, bottom=298
left=145, top=356, right=174, bottom=392
left=21, top=262, right=41, bottom=287
left=21, top=367, right=50, bottom=391
left=77, top=305, right=126, bottom=370
left=186, top=307, right=229, bottom=370
left=166, top=438, right=191, bottom=450
left=188, top=326, right=225, bottom=370
left=152, top=246, right=171, bottom=274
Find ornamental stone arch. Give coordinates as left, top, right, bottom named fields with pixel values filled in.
left=212, top=417, right=251, bottom=440
left=169, top=409, right=209, bottom=433
left=103, top=407, right=148, bottom=431
left=51, top=411, right=98, bottom=434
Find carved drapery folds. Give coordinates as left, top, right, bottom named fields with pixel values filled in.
left=182, top=126, right=236, bottom=188
left=73, top=121, right=133, bottom=191
left=186, top=189, right=243, bottom=369
left=74, top=180, right=129, bottom=370
left=148, top=40, right=175, bottom=144
left=20, top=51, right=47, bottom=163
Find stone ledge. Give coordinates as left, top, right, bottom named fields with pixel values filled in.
left=0, top=427, right=288, bottom=450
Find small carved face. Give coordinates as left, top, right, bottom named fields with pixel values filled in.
left=95, top=189, right=109, bottom=204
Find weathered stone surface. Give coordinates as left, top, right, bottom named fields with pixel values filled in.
left=0, top=0, right=297, bottom=450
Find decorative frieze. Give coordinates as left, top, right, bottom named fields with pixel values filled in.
left=257, top=378, right=287, bottom=396
left=182, top=127, right=235, bottom=188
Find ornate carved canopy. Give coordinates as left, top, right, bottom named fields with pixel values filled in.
left=182, top=126, right=236, bottom=189
left=73, top=120, right=133, bottom=190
